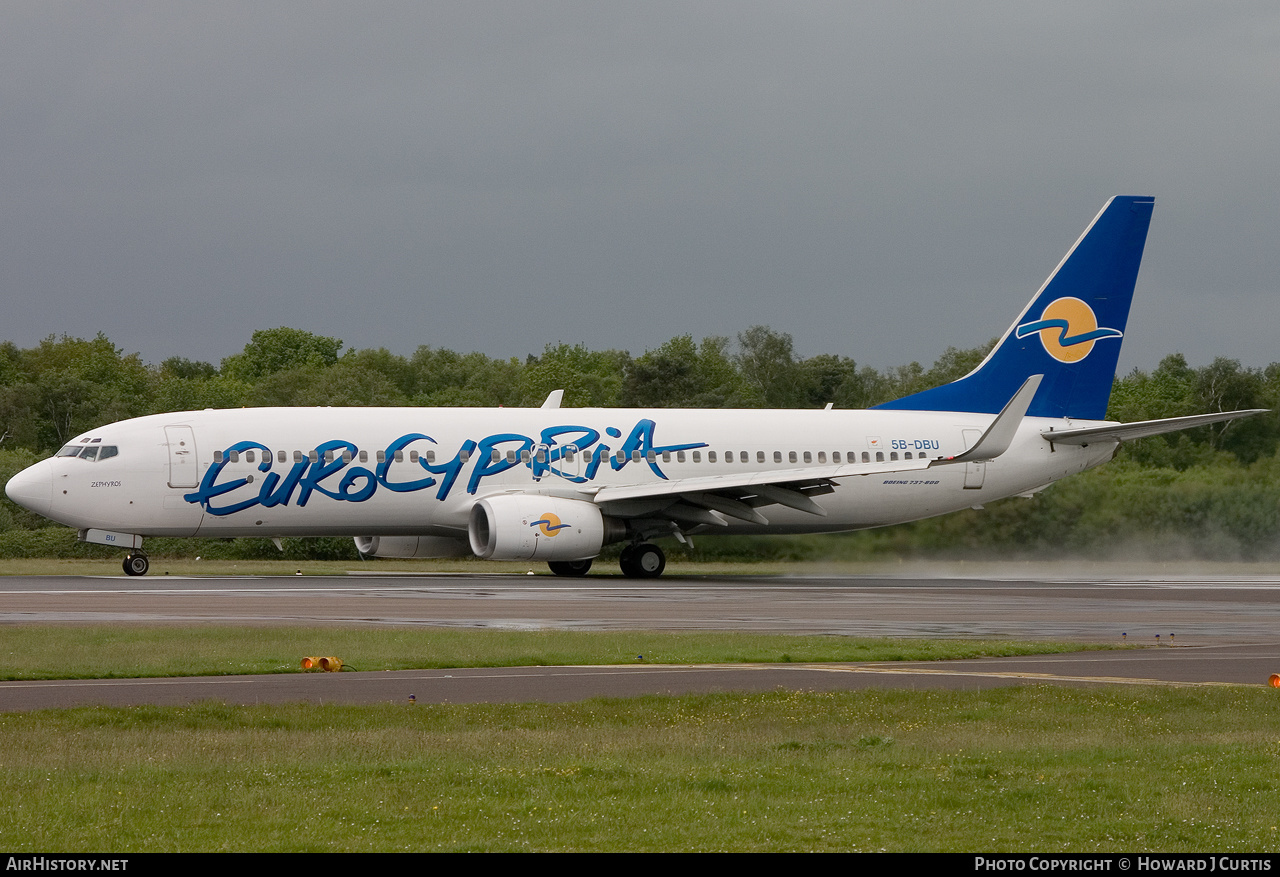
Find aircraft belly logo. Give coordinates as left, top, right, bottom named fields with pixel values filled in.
left=532, top=513, right=569, bottom=537
left=1015, top=297, right=1123, bottom=363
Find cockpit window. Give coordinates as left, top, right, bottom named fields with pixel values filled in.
left=54, top=444, right=119, bottom=461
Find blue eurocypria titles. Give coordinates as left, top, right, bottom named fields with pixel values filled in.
left=184, top=418, right=707, bottom=516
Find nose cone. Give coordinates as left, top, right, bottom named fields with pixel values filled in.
left=5, top=460, right=53, bottom=518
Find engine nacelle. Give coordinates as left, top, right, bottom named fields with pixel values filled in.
left=468, top=495, right=621, bottom=561
left=354, top=535, right=472, bottom=559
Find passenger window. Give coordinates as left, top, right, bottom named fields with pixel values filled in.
left=507, top=450, right=517, bottom=463
left=311, top=450, right=321, bottom=463
left=708, top=451, right=717, bottom=462
left=677, top=451, right=686, bottom=463
left=876, top=452, right=884, bottom=462
left=692, top=451, right=701, bottom=463
left=342, top=450, right=353, bottom=463
left=521, top=450, right=531, bottom=463
left=213, top=450, right=224, bottom=463
left=662, top=451, right=670, bottom=463
left=803, top=451, right=812, bottom=463
left=459, top=450, right=470, bottom=463
left=904, top=452, right=912, bottom=459
left=492, top=449, right=502, bottom=463
left=740, top=451, right=748, bottom=463
left=862, top=452, right=870, bottom=462
left=375, top=451, right=385, bottom=464
left=724, top=451, right=733, bottom=464
left=409, top=451, right=419, bottom=463
left=817, top=451, right=826, bottom=463
left=425, top=451, right=435, bottom=464
left=773, top=451, right=782, bottom=463
left=833, top=451, right=841, bottom=463
left=245, top=450, right=255, bottom=463
left=646, top=450, right=655, bottom=463
left=890, top=452, right=898, bottom=461
left=358, top=450, right=368, bottom=463
left=229, top=450, right=239, bottom=463
left=632, top=450, right=642, bottom=462
left=757, top=451, right=765, bottom=463
left=789, top=451, right=797, bottom=463
left=392, top=451, right=402, bottom=463
left=324, top=451, right=334, bottom=463
left=278, top=450, right=287, bottom=463
left=295, top=450, right=305, bottom=463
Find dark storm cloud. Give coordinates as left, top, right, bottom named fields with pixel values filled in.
left=3, top=2, right=1278, bottom=373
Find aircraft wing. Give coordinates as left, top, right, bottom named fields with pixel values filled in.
left=589, top=456, right=936, bottom=527
left=1042, top=409, right=1268, bottom=445
left=588, top=375, right=1044, bottom=528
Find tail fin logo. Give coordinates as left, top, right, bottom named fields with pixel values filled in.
left=1014, top=297, right=1123, bottom=364
left=531, top=513, right=569, bottom=537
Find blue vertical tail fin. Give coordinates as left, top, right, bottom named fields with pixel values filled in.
left=874, top=195, right=1155, bottom=419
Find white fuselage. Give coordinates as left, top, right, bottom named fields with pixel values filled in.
left=9, top=406, right=1116, bottom=541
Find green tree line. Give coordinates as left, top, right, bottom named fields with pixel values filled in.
left=2, top=327, right=1279, bottom=560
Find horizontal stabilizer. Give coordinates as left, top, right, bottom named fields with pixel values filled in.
left=1042, top=409, right=1268, bottom=445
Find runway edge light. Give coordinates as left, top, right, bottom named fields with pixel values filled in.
left=301, top=656, right=343, bottom=671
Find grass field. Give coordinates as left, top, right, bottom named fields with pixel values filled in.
left=0, top=626, right=1112, bottom=681
left=3, top=687, right=1279, bottom=851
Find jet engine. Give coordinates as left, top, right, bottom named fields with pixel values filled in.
left=353, top=535, right=472, bottom=558
left=468, top=495, right=623, bottom=561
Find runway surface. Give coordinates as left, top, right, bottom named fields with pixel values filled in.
left=3, top=570, right=1280, bottom=710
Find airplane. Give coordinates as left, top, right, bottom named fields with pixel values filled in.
left=4, top=196, right=1265, bottom=578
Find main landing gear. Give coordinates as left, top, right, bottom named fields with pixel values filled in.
left=548, top=559, right=593, bottom=577
left=122, top=554, right=150, bottom=577
left=619, top=542, right=665, bottom=578
left=545, top=543, right=667, bottom=578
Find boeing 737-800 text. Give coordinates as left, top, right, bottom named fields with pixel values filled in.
left=5, top=196, right=1263, bottom=577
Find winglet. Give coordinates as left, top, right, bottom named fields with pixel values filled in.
left=540, top=389, right=564, bottom=409
left=937, top=375, right=1043, bottom=464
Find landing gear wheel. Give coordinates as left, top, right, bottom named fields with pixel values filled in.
left=123, top=554, right=149, bottom=577
left=548, top=559, right=593, bottom=577
left=619, top=543, right=665, bottom=578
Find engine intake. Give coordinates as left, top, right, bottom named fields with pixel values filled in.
left=468, top=495, right=622, bottom=561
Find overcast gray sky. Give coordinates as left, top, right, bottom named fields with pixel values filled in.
left=3, top=2, right=1278, bottom=374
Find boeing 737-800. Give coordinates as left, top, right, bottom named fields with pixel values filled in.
left=5, top=196, right=1263, bottom=577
